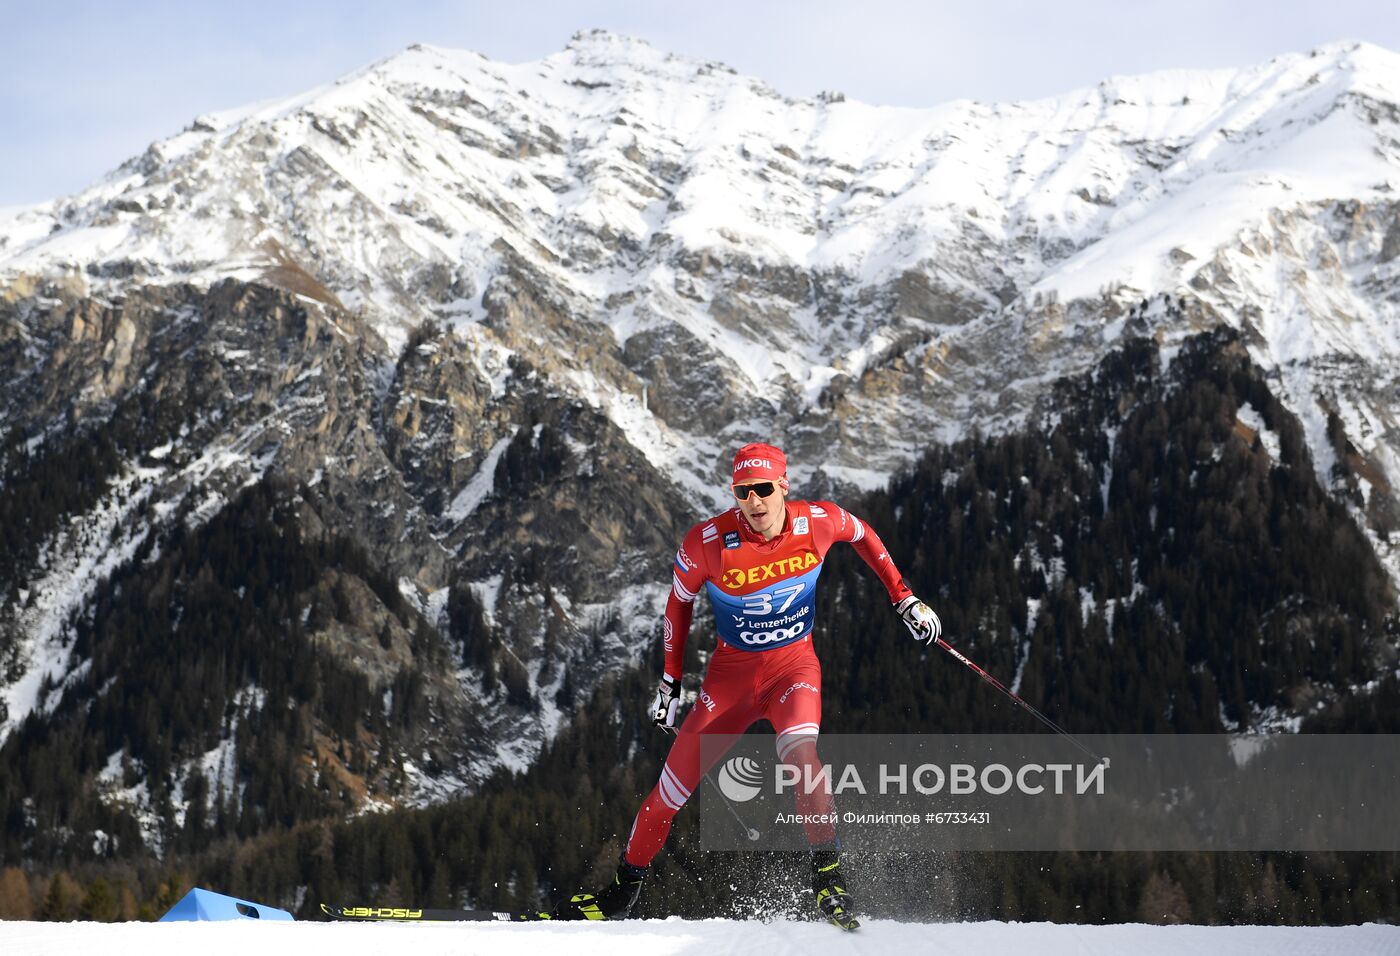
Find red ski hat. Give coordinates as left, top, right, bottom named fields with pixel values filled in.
left=731, top=443, right=788, bottom=487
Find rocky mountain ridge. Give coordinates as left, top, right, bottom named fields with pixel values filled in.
left=5, top=34, right=1400, bottom=491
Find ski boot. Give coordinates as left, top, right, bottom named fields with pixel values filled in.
left=811, top=847, right=860, bottom=931
left=555, top=856, right=647, bottom=921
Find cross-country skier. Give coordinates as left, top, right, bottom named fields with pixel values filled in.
left=557, top=442, right=942, bottom=929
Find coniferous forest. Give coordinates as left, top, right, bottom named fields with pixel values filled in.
left=1, top=328, right=1397, bottom=923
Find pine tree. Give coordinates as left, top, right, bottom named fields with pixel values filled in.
left=79, top=877, right=117, bottom=922
left=38, top=872, right=81, bottom=921
left=0, top=866, right=32, bottom=919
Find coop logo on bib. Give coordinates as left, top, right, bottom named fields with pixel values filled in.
left=738, top=622, right=806, bottom=645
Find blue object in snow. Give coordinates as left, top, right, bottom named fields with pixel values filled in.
left=159, top=887, right=295, bottom=922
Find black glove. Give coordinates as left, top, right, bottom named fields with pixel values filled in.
left=649, top=675, right=681, bottom=729
left=895, top=595, right=942, bottom=644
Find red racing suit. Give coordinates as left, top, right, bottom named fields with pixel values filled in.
left=624, top=500, right=913, bottom=867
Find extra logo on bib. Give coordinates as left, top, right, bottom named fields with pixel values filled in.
left=721, top=551, right=818, bottom=589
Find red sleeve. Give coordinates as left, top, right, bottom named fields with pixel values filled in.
left=812, top=500, right=913, bottom=605
left=663, top=524, right=711, bottom=681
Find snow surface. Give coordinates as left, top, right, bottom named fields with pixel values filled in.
left=0, top=918, right=1396, bottom=956
left=442, top=428, right=517, bottom=523
left=1236, top=402, right=1282, bottom=462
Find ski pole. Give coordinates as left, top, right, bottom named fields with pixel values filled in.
left=663, top=726, right=761, bottom=841
left=932, top=635, right=1108, bottom=767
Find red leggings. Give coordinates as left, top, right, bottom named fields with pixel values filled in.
left=623, top=638, right=837, bottom=867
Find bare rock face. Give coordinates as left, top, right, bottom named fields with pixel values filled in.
left=620, top=324, right=747, bottom=431
left=382, top=324, right=508, bottom=516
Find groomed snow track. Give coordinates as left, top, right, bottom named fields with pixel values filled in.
left=2, top=918, right=1398, bottom=955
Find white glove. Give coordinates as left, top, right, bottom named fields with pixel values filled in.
left=650, top=675, right=681, bottom=729
left=895, top=595, right=942, bottom=644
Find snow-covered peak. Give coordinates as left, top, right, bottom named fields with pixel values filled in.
left=1016, top=41, right=1400, bottom=302
left=559, top=28, right=669, bottom=68
left=5, top=36, right=1398, bottom=316
left=4, top=36, right=1400, bottom=510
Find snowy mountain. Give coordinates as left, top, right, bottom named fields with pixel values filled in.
left=6, top=34, right=1400, bottom=491
left=3, top=32, right=1400, bottom=845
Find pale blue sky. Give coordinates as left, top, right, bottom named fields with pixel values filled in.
left=3, top=0, right=1400, bottom=206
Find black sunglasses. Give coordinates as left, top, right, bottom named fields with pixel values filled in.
left=733, top=481, right=778, bottom=501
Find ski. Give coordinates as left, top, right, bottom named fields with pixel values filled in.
left=323, top=901, right=856, bottom=929
left=321, top=896, right=639, bottom=923
left=320, top=902, right=551, bottom=922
